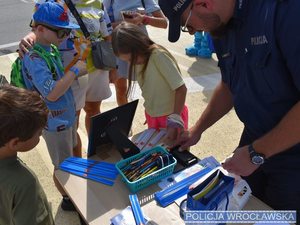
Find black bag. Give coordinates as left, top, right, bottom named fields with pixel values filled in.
left=91, top=40, right=116, bottom=70
left=64, top=0, right=116, bottom=70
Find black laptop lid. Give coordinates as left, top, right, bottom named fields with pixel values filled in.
left=87, top=100, right=139, bottom=157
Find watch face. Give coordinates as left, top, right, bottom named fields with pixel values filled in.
left=252, top=155, right=264, bottom=165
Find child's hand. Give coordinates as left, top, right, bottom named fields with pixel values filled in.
left=162, top=127, right=182, bottom=147
left=163, top=113, right=185, bottom=146
left=74, top=60, right=87, bottom=77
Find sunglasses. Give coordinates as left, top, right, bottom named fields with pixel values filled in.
left=181, top=4, right=193, bottom=32
left=30, top=21, right=72, bottom=39
left=42, top=24, right=72, bottom=39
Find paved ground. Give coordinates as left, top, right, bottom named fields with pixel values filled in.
left=0, top=27, right=243, bottom=224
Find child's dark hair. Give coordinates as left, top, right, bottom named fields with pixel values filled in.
left=112, top=22, right=180, bottom=97
left=0, top=85, right=48, bottom=147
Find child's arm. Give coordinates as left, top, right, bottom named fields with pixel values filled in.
left=142, top=10, right=168, bottom=29
left=123, top=10, right=167, bottom=29
left=47, top=60, right=86, bottom=102
left=173, top=84, right=187, bottom=115
left=24, top=55, right=86, bottom=101
left=164, top=84, right=187, bottom=145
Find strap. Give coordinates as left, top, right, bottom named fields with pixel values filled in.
left=33, top=43, right=64, bottom=80
left=141, top=0, right=145, bottom=9
left=64, top=0, right=90, bottom=39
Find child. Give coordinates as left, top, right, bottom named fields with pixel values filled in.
left=0, top=85, right=54, bottom=225
left=21, top=2, right=85, bottom=210
left=112, top=22, right=188, bottom=145
left=104, top=0, right=168, bottom=107
left=19, top=0, right=114, bottom=158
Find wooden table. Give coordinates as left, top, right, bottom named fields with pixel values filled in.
left=55, top=144, right=271, bottom=225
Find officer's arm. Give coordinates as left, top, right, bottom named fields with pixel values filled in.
left=252, top=102, right=300, bottom=158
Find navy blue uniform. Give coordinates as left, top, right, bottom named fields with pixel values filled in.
left=214, top=0, right=300, bottom=210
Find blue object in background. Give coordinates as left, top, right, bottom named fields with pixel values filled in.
left=185, top=32, right=214, bottom=58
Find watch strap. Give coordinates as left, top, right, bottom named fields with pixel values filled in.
left=70, top=66, right=80, bottom=77
left=248, top=144, right=265, bottom=164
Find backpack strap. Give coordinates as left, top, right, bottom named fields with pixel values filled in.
left=32, top=43, right=64, bottom=81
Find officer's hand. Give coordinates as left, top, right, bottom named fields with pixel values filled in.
left=74, top=60, right=87, bottom=77
left=222, top=145, right=259, bottom=176
left=19, top=32, right=36, bottom=58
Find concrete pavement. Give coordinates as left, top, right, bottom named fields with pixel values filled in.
left=0, top=27, right=242, bottom=225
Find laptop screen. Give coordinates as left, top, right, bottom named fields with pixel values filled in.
left=87, top=100, right=139, bottom=158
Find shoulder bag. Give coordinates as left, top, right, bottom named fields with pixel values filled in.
left=64, top=0, right=117, bottom=71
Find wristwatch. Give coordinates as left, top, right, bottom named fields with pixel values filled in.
left=248, top=144, right=265, bottom=165
left=69, top=66, right=79, bottom=77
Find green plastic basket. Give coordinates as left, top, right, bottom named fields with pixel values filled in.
left=116, top=146, right=177, bottom=193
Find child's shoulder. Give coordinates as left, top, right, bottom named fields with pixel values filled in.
left=1, top=158, right=36, bottom=189
left=22, top=51, right=48, bottom=76
left=26, top=50, right=43, bottom=60
left=151, top=47, right=166, bottom=58
left=23, top=44, right=51, bottom=67
left=25, top=47, right=44, bottom=62
left=151, top=47, right=172, bottom=61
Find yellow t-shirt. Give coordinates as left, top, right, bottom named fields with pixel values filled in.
left=135, top=48, right=185, bottom=117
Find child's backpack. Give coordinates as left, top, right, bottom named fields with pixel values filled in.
left=0, top=74, right=8, bottom=87
left=10, top=44, right=61, bottom=88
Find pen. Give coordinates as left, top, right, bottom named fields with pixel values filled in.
left=141, top=166, right=158, bottom=178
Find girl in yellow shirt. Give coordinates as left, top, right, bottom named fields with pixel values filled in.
left=112, top=22, right=188, bottom=144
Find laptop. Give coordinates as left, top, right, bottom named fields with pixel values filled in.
left=87, top=100, right=140, bottom=158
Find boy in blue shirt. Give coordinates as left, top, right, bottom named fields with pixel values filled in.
left=22, top=1, right=86, bottom=210
left=0, top=85, right=54, bottom=225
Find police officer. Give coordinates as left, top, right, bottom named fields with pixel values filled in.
left=159, top=0, right=300, bottom=212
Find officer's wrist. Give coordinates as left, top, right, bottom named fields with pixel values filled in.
left=69, top=66, right=79, bottom=77
left=252, top=141, right=271, bottom=158
left=248, top=143, right=266, bottom=165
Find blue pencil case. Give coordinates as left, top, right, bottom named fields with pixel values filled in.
left=187, top=170, right=234, bottom=210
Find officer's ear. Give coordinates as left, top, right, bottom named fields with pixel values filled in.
left=194, top=0, right=214, bottom=11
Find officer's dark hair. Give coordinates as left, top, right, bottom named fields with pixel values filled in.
left=0, top=85, right=48, bottom=147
